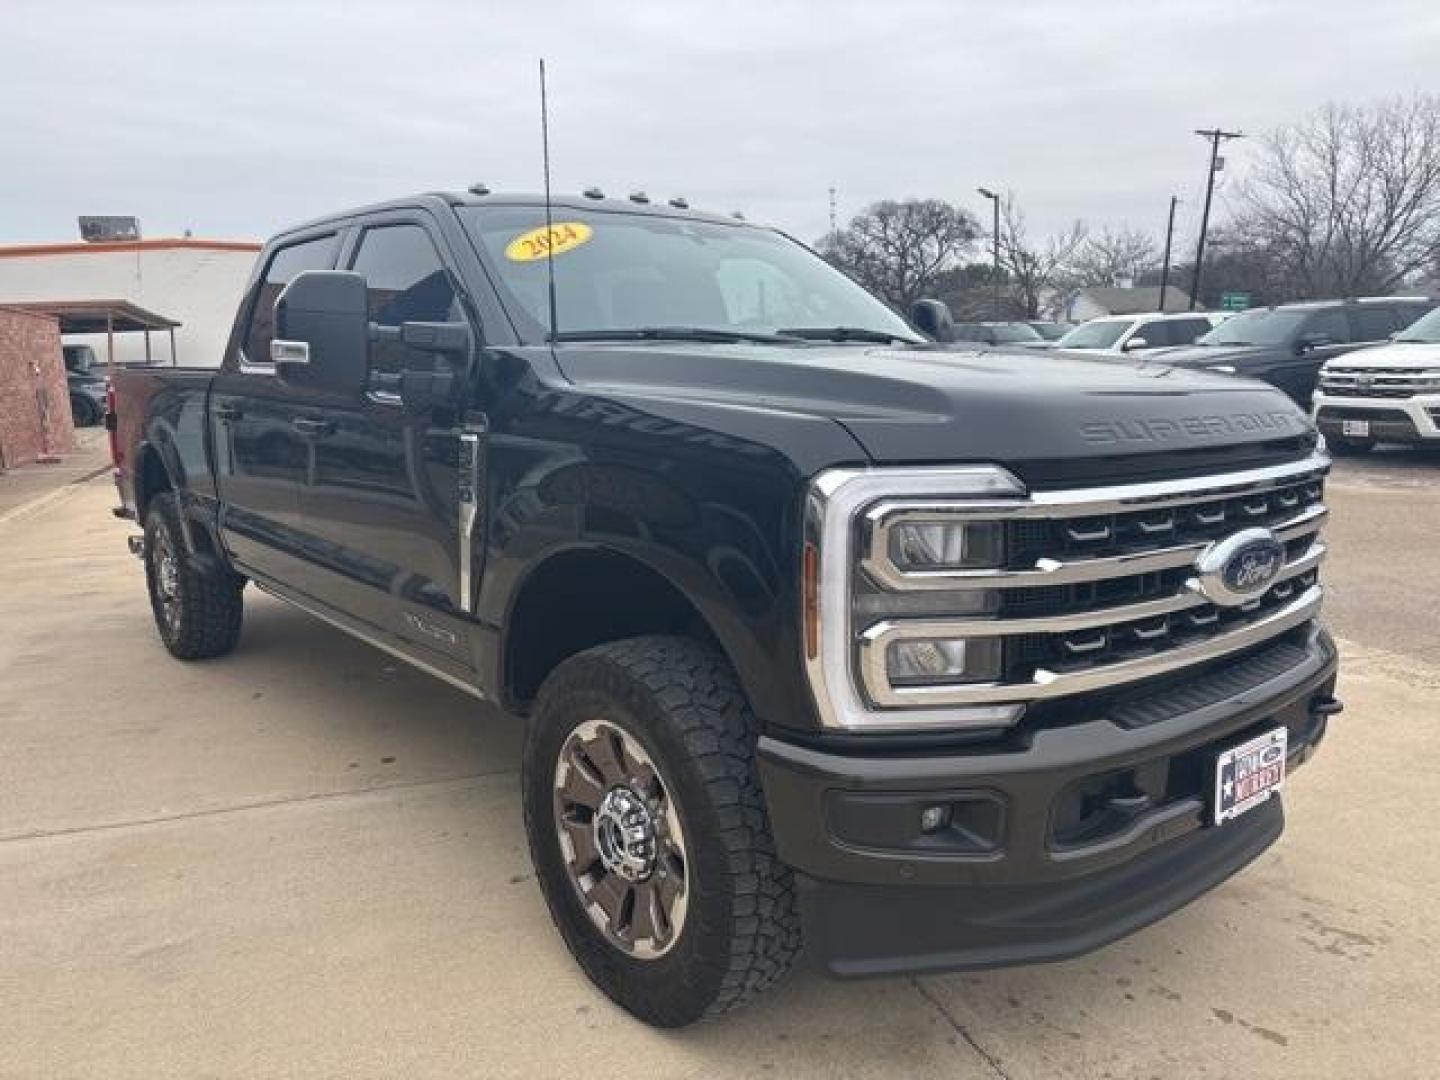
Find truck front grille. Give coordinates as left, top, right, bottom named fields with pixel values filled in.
left=856, top=455, right=1329, bottom=711
left=1320, top=366, right=1440, bottom=399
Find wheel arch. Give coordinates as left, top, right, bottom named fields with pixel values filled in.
left=498, top=544, right=779, bottom=722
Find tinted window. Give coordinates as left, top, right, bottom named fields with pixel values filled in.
left=349, top=224, right=462, bottom=376
left=1305, top=309, right=1351, bottom=344
left=242, top=234, right=340, bottom=365
left=1133, top=321, right=1171, bottom=348
left=1199, top=308, right=1308, bottom=346
left=1353, top=306, right=1400, bottom=342
left=1167, top=318, right=1213, bottom=346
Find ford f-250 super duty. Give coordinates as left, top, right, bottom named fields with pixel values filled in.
left=111, top=190, right=1341, bottom=1027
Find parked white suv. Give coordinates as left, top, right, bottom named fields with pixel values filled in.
left=1052, top=311, right=1225, bottom=356
left=1313, top=305, right=1440, bottom=452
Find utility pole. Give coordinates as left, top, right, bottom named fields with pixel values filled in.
left=1158, top=195, right=1179, bottom=312
left=828, top=186, right=838, bottom=245
left=1188, top=127, right=1242, bottom=310
left=977, top=187, right=1001, bottom=320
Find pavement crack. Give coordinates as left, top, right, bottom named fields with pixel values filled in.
left=0, top=769, right=514, bottom=845
left=910, top=976, right=1010, bottom=1079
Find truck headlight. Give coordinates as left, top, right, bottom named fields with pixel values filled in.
left=803, top=464, right=1026, bottom=732
left=887, top=521, right=1003, bottom=571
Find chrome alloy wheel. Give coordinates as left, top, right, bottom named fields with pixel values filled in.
left=552, top=719, right=689, bottom=959
left=151, top=530, right=181, bottom=632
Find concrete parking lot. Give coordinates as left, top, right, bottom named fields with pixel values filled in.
left=2, top=451, right=1437, bottom=1079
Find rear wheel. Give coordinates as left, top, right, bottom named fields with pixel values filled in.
left=522, top=636, right=801, bottom=1027
left=143, top=492, right=244, bottom=659
left=69, top=394, right=100, bottom=427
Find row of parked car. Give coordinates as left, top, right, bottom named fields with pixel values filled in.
left=932, top=297, right=1440, bottom=452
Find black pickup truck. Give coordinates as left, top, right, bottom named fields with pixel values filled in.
left=111, top=190, right=1340, bottom=1027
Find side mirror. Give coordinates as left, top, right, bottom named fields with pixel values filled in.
left=1123, top=336, right=1150, bottom=352
left=272, top=271, right=370, bottom=395
left=910, top=298, right=955, bottom=342
left=370, top=321, right=473, bottom=410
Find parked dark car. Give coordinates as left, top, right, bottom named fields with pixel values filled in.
left=64, top=344, right=108, bottom=426
left=948, top=320, right=1048, bottom=347
left=1158, top=297, right=1436, bottom=407
left=111, top=189, right=1338, bottom=1027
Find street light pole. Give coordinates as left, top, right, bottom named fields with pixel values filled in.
left=1188, top=127, right=1242, bottom=310
left=977, top=187, right=1001, bottom=320
left=1159, top=195, right=1179, bottom=312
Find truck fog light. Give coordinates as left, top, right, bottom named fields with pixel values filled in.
left=888, top=521, right=1002, bottom=571
left=920, top=804, right=951, bottom=833
left=886, top=637, right=1002, bottom=687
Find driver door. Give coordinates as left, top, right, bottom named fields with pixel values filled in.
left=293, top=217, right=481, bottom=671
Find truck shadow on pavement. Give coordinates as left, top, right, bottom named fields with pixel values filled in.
left=226, top=592, right=1255, bottom=1077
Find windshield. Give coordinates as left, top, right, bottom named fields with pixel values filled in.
left=1197, top=308, right=1308, bottom=346
left=991, top=323, right=1043, bottom=343
left=459, top=205, right=918, bottom=345
left=1394, top=306, right=1440, bottom=344
left=1055, top=320, right=1129, bottom=350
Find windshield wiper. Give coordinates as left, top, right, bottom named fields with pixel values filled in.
left=552, top=327, right=803, bottom=345
left=777, top=326, right=918, bottom=344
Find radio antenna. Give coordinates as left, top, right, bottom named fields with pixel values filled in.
left=539, top=58, right=559, bottom=342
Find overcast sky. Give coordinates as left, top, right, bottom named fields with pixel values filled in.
left=4, top=0, right=1438, bottom=250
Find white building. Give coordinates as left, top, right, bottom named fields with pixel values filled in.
left=0, top=238, right=261, bottom=367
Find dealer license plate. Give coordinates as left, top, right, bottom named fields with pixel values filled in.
left=1213, top=727, right=1288, bottom=826
left=1341, top=419, right=1370, bottom=438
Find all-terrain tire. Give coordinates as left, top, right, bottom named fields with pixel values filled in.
left=522, top=635, right=801, bottom=1027
left=143, top=492, right=244, bottom=660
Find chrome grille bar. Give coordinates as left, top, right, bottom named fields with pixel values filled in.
left=860, top=585, right=1323, bottom=708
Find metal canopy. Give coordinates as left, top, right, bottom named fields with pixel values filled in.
left=5, top=299, right=180, bottom=334
left=3, top=299, right=182, bottom=365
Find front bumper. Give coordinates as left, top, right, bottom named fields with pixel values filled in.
left=758, top=624, right=1338, bottom=976
left=1314, top=391, right=1440, bottom=443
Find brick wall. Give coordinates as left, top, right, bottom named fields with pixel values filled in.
left=0, top=307, right=73, bottom=469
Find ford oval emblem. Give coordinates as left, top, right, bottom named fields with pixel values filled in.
left=1192, top=528, right=1286, bottom=607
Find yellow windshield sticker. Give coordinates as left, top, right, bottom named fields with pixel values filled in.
left=505, top=221, right=593, bottom=262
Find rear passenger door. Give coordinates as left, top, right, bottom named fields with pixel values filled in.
left=211, top=232, right=341, bottom=586
left=1285, top=308, right=1353, bottom=405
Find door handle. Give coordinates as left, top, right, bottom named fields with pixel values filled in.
left=292, top=417, right=335, bottom=437
left=215, top=404, right=243, bottom=421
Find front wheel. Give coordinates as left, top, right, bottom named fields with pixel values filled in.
left=143, top=492, right=244, bottom=659
left=522, top=636, right=801, bottom=1027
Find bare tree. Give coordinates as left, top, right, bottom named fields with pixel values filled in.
left=1232, top=94, right=1440, bottom=297
left=996, top=195, right=1089, bottom=318
left=818, top=199, right=980, bottom=310
left=1071, top=226, right=1159, bottom=288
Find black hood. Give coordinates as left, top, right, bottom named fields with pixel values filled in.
left=1154, top=343, right=1286, bottom=367
left=553, top=343, right=1316, bottom=485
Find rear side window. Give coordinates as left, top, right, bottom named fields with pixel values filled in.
left=1134, top=321, right=1171, bottom=347
left=1306, top=309, right=1351, bottom=344
left=1353, top=306, right=1400, bottom=342
left=348, top=224, right=462, bottom=376
left=1168, top=318, right=1213, bottom=345
left=241, top=234, right=340, bottom=366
